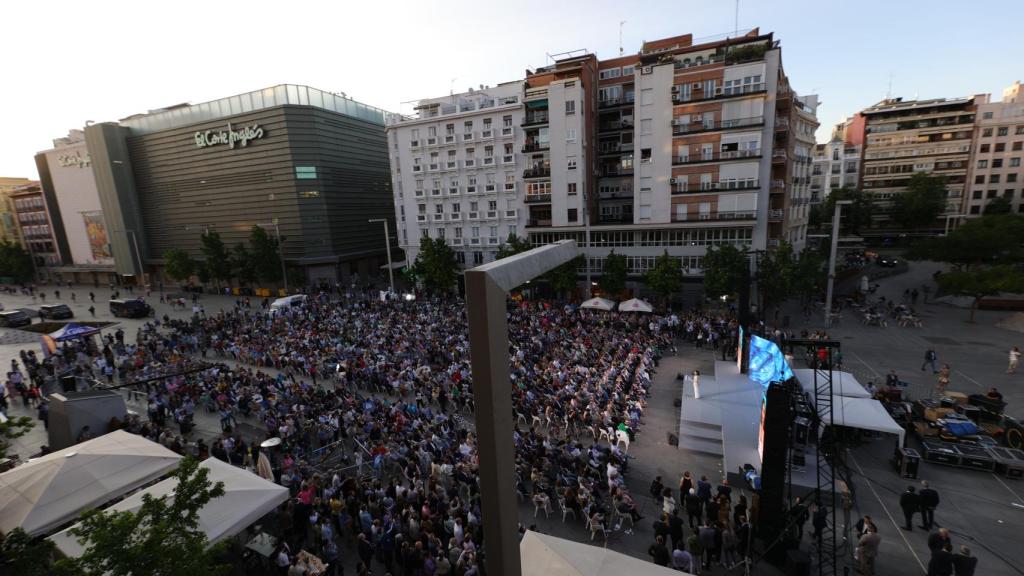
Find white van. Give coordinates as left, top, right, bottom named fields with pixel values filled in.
left=268, top=294, right=308, bottom=317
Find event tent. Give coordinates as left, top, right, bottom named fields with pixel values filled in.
left=792, top=369, right=872, bottom=399
left=0, top=430, right=182, bottom=536
left=580, top=297, right=616, bottom=311
left=618, top=298, right=654, bottom=313
left=48, top=323, right=103, bottom=342
left=50, top=458, right=288, bottom=557
left=521, top=530, right=695, bottom=576
left=816, top=395, right=905, bottom=447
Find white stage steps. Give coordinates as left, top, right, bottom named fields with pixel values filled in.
left=677, top=376, right=725, bottom=457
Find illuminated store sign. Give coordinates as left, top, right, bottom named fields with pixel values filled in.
left=194, top=123, right=264, bottom=149
left=58, top=151, right=91, bottom=168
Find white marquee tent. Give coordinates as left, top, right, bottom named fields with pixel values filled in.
left=0, top=430, right=182, bottom=536
left=618, top=298, right=654, bottom=313
left=49, top=458, right=289, bottom=557
left=521, top=530, right=695, bottom=576
left=816, top=395, right=906, bottom=447
left=580, top=297, right=616, bottom=311
left=793, top=369, right=872, bottom=399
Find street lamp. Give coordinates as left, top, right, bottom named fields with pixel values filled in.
left=368, top=218, right=395, bottom=294
left=824, top=200, right=853, bottom=328
left=254, top=221, right=288, bottom=294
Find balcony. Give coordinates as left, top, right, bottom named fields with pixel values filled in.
left=599, top=97, right=632, bottom=109
left=412, top=165, right=423, bottom=173
left=671, top=210, right=757, bottom=223
left=772, top=149, right=787, bottom=163
left=599, top=142, right=624, bottom=154
left=672, top=116, right=765, bottom=135
left=672, top=83, right=766, bottom=104
left=598, top=120, right=633, bottom=133
left=464, top=159, right=476, bottom=168
left=467, top=211, right=480, bottom=220
left=450, top=212, right=463, bottom=222
left=432, top=213, right=444, bottom=222
left=522, top=142, right=550, bottom=153
left=670, top=179, right=760, bottom=194
left=672, top=149, right=762, bottom=165
left=522, top=113, right=549, bottom=127
left=768, top=209, right=784, bottom=222
left=523, top=167, right=551, bottom=179
left=426, top=137, right=437, bottom=146
left=416, top=214, right=427, bottom=223
left=445, top=161, right=458, bottom=170
left=502, top=154, right=515, bottom=165
left=525, top=193, right=552, bottom=204
left=775, top=118, right=790, bottom=130
left=410, top=139, right=421, bottom=148
left=487, top=237, right=499, bottom=245
left=451, top=238, right=464, bottom=246
left=767, top=238, right=780, bottom=248
left=503, top=209, right=518, bottom=219
left=428, top=163, right=440, bottom=172
left=469, top=238, right=482, bottom=246
left=601, top=165, right=634, bottom=177
left=485, top=210, right=498, bottom=219
left=526, top=219, right=552, bottom=227
left=414, top=189, right=425, bottom=198
left=465, top=185, right=477, bottom=194
left=599, top=215, right=634, bottom=224
left=448, top=187, right=461, bottom=196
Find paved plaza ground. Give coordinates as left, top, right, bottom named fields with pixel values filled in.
left=2, top=259, right=1023, bottom=575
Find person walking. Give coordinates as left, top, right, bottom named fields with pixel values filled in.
left=857, top=525, right=881, bottom=576
left=812, top=501, right=827, bottom=547
left=900, top=486, right=920, bottom=530
left=922, top=349, right=939, bottom=373
left=936, top=364, right=951, bottom=397
left=928, top=542, right=955, bottom=576
left=1008, top=346, right=1021, bottom=375
left=952, top=545, right=978, bottom=576
left=919, top=480, right=940, bottom=530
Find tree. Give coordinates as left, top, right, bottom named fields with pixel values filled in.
left=644, top=250, right=682, bottom=308
left=824, top=188, right=873, bottom=235
left=986, top=195, right=1012, bottom=215
left=890, top=172, right=948, bottom=231
left=412, top=237, right=459, bottom=294
left=701, top=244, right=748, bottom=300
left=495, top=234, right=533, bottom=260
left=230, top=243, right=257, bottom=286
left=0, top=527, right=73, bottom=576
left=905, top=213, right=1024, bottom=270
left=163, top=249, right=196, bottom=282
left=59, top=457, right=227, bottom=576
left=546, top=256, right=583, bottom=300
left=755, top=242, right=797, bottom=316
left=199, top=231, right=232, bottom=286
left=248, top=226, right=282, bottom=284
left=0, top=240, right=35, bottom=282
left=598, top=250, right=627, bottom=297
left=937, top=266, right=1024, bottom=322
left=0, top=415, right=33, bottom=460
left=790, top=248, right=826, bottom=306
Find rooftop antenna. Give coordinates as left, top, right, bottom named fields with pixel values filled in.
left=619, top=21, right=626, bottom=56
left=734, top=0, right=740, bottom=38
left=450, top=78, right=457, bottom=97
left=886, top=72, right=894, bottom=99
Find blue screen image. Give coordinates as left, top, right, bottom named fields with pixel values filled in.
left=747, top=334, right=793, bottom=388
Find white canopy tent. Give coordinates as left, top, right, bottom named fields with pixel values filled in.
left=792, top=369, right=872, bottom=399
left=0, top=430, right=182, bottom=536
left=618, top=298, right=654, bottom=313
left=580, top=297, right=616, bottom=311
left=49, top=458, right=288, bottom=557
left=521, top=530, right=695, bottom=576
left=817, top=395, right=906, bottom=447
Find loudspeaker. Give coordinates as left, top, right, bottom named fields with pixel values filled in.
left=758, top=382, right=792, bottom=540
left=60, top=375, right=77, bottom=393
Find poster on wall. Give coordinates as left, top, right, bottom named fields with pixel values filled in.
left=82, top=211, right=111, bottom=260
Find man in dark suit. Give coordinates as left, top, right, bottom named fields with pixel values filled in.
left=685, top=488, right=703, bottom=530
left=899, top=486, right=920, bottom=530
left=736, top=516, right=753, bottom=563
left=928, top=542, right=954, bottom=576
left=928, top=528, right=951, bottom=553
left=952, top=545, right=978, bottom=576
left=919, top=480, right=940, bottom=530
left=668, top=509, right=685, bottom=551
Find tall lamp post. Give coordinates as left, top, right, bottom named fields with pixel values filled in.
left=824, top=200, right=852, bottom=328
left=368, top=218, right=395, bottom=294
left=255, top=221, right=288, bottom=294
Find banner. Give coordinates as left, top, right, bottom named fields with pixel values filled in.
left=82, top=211, right=111, bottom=260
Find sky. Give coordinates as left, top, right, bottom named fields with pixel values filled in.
left=1, top=0, right=1021, bottom=178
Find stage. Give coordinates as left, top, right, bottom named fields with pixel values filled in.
left=678, top=360, right=825, bottom=493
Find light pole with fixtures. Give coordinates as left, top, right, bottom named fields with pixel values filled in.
left=824, top=200, right=853, bottom=328
left=368, top=218, right=395, bottom=294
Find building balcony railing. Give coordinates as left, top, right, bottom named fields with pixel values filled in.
left=522, top=113, right=549, bottom=127
left=599, top=143, right=625, bottom=154
left=772, top=149, right=787, bottom=163
left=671, top=210, right=757, bottom=223
left=599, top=96, right=634, bottom=109
left=522, top=142, right=550, bottom=153
left=523, top=167, right=551, bottom=179
left=598, top=215, right=634, bottom=224
left=526, top=219, right=552, bottom=227
left=601, top=166, right=634, bottom=177
left=768, top=209, right=784, bottom=222
left=670, top=179, right=760, bottom=194
left=771, top=179, right=786, bottom=189
left=672, top=149, right=761, bottom=165
left=671, top=116, right=765, bottom=135
left=671, top=83, right=766, bottom=105
left=767, top=238, right=781, bottom=248
left=598, top=120, right=633, bottom=133
left=524, top=193, right=552, bottom=204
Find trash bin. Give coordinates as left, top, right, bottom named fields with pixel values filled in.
left=898, top=447, right=921, bottom=479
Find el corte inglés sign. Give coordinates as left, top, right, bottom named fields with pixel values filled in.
left=58, top=151, right=92, bottom=168
left=194, top=122, right=264, bottom=149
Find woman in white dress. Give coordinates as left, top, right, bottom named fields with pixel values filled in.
left=692, top=370, right=701, bottom=399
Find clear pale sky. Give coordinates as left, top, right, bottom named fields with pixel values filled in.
left=2, top=0, right=1021, bottom=178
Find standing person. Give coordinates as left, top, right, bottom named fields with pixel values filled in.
left=952, top=545, right=978, bottom=576
left=650, top=475, right=665, bottom=504
left=698, top=521, right=716, bottom=570
left=919, top=480, right=940, bottom=530
left=812, top=502, right=827, bottom=546
left=668, top=509, right=685, bottom=552
left=900, top=486, right=920, bottom=530
left=927, top=528, right=951, bottom=553
left=679, top=470, right=694, bottom=503
left=936, top=364, right=951, bottom=397
left=685, top=488, right=703, bottom=530
left=857, top=525, right=881, bottom=576
left=928, top=542, right=955, bottom=576
left=647, top=535, right=670, bottom=567
left=922, top=348, right=939, bottom=373
left=692, top=370, right=701, bottom=399
left=1008, top=346, right=1021, bottom=375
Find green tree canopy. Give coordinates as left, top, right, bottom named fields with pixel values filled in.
left=199, top=231, right=232, bottom=286
left=230, top=243, right=257, bottom=285
left=937, top=265, right=1024, bottom=322
left=0, top=415, right=33, bottom=460
left=0, top=527, right=71, bottom=576
left=985, top=195, right=1012, bottom=215
left=824, top=187, right=874, bottom=235
left=756, top=242, right=797, bottom=314
left=644, top=250, right=682, bottom=307
left=163, top=249, right=196, bottom=282
left=790, top=248, right=826, bottom=305
left=412, top=237, right=459, bottom=294
left=598, top=250, right=627, bottom=297
left=546, top=256, right=583, bottom=300
left=59, top=457, right=227, bottom=576
left=495, top=234, right=533, bottom=260
left=701, top=244, right=748, bottom=300
left=905, top=213, right=1024, bottom=270
left=890, top=172, right=948, bottom=231
left=0, top=240, right=35, bottom=282
left=248, top=226, right=282, bottom=283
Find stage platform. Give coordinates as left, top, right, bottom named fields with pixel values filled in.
left=678, top=361, right=824, bottom=493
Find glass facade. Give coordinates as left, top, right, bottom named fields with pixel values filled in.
left=120, top=85, right=386, bottom=134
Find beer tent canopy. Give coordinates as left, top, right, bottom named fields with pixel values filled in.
left=520, top=530, right=695, bottom=576
left=50, top=458, right=288, bottom=557
left=0, top=430, right=182, bottom=536
left=618, top=298, right=654, bottom=313
left=580, top=297, right=616, bottom=311
left=48, top=323, right=102, bottom=342
left=792, top=369, right=872, bottom=399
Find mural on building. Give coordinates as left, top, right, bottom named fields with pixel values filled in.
left=82, top=211, right=111, bottom=260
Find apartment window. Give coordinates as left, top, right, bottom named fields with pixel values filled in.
left=980, top=144, right=991, bottom=153
left=473, top=252, right=483, bottom=265
left=1009, top=174, right=1019, bottom=183
left=470, top=201, right=479, bottom=211
left=565, top=100, right=576, bottom=115
left=1007, top=190, right=1016, bottom=197
left=483, top=118, right=492, bottom=130
left=973, top=190, right=983, bottom=200
left=1017, top=126, right=1024, bottom=135
left=567, top=157, right=577, bottom=170
left=640, top=148, right=652, bottom=163
left=983, top=112, right=994, bottom=120
left=995, top=143, right=1006, bottom=152
left=622, top=65, right=635, bottom=76
left=489, top=226, right=498, bottom=238
left=704, top=79, right=717, bottom=95
left=977, top=159, right=989, bottom=169
left=1013, top=142, right=1023, bottom=151
left=428, top=126, right=437, bottom=137
left=975, top=175, right=986, bottom=184
left=503, top=115, right=512, bottom=127
left=464, top=121, right=473, bottom=133
left=446, top=123, right=455, bottom=136
left=993, top=159, right=1003, bottom=168
left=567, top=182, right=577, bottom=195
left=568, top=208, right=578, bottom=222
left=1011, top=158, right=1021, bottom=167
left=599, top=67, right=621, bottom=80
left=456, top=251, right=466, bottom=264
left=998, top=127, right=1009, bottom=137
left=970, top=205, right=981, bottom=214
left=488, top=200, right=497, bottom=211
left=298, top=190, right=320, bottom=198
left=566, top=128, right=577, bottom=143
left=294, top=166, right=318, bottom=179
left=991, top=174, right=1001, bottom=184
left=454, top=227, right=463, bottom=238
left=983, top=128, right=993, bottom=137
left=508, top=225, right=517, bottom=238
left=640, top=119, right=652, bottom=135
left=640, top=88, right=653, bottom=106
left=988, top=190, right=998, bottom=198
left=437, top=228, right=446, bottom=239
left=435, top=204, right=444, bottom=214
left=472, top=226, right=480, bottom=238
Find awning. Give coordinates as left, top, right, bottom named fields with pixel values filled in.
left=618, top=298, right=653, bottom=313
left=49, top=458, right=288, bottom=556
left=379, top=260, right=408, bottom=270
left=48, top=323, right=103, bottom=342
left=0, top=430, right=182, bottom=536
left=792, top=369, right=872, bottom=399
left=521, top=530, right=695, bottom=576
left=580, top=297, right=616, bottom=311
left=817, top=395, right=905, bottom=447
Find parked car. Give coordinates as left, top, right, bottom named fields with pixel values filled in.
left=39, top=303, right=74, bottom=320
left=878, top=256, right=899, bottom=267
left=0, top=310, right=32, bottom=328
left=109, top=299, right=151, bottom=318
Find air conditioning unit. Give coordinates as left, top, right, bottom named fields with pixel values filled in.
left=693, top=82, right=702, bottom=89
left=642, top=65, right=653, bottom=74
left=669, top=178, right=677, bottom=185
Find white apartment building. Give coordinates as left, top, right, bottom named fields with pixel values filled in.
left=963, top=81, right=1024, bottom=216
left=786, top=94, right=819, bottom=250
left=811, top=117, right=863, bottom=204
left=386, top=83, right=525, bottom=266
